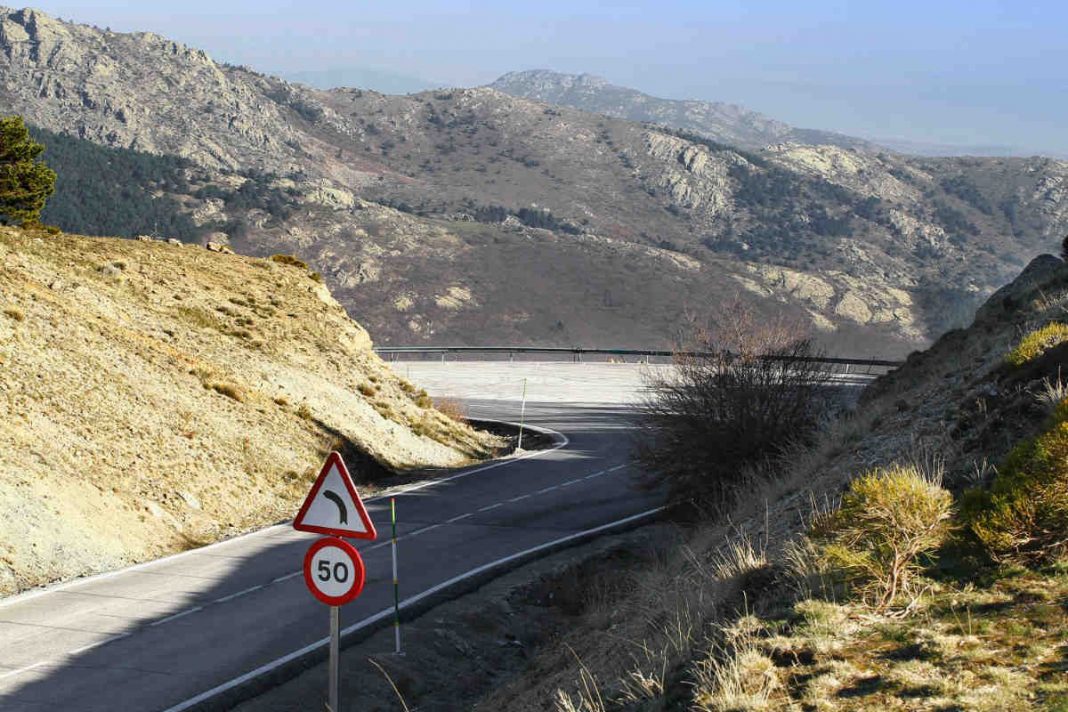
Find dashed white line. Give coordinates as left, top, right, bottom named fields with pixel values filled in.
left=537, top=485, right=559, bottom=494
left=67, top=632, right=131, bottom=657
left=408, top=524, right=442, bottom=538
left=447, top=513, right=473, bottom=523
left=559, top=478, right=584, bottom=487
left=214, top=585, right=263, bottom=604
left=478, top=502, right=503, bottom=512
left=271, top=571, right=302, bottom=584
left=508, top=494, right=531, bottom=503
left=149, top=606, right=203, bottom=627
left=0, top=660, right=44, bottom=680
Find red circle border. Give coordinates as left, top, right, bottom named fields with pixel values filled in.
left=302, top=537, right=366, bottom=606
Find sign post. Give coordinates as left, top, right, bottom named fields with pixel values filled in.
left=295, top=452, right=378, bottom=712
left=329, top=606, right=340, bottom=712
left=391, top=497, right=402, bottom=655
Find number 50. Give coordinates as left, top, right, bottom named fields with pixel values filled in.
left=317, top=559, right=350, bottom=583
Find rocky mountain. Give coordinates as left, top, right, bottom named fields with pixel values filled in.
left=1, top=7, right=1066, bottom=353
left=489, top=70, right=880, bottom=152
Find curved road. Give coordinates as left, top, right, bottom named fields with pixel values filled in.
left=0, top=364, right=663, bottom=711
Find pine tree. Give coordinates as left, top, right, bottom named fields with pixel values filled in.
left=0, top=115, right=57, bottom=226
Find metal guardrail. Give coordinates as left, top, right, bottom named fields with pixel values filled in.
left=374, top=346, right=904, bottom=371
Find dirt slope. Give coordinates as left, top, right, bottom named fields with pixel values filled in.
left=0, top=226, right=500, bottom=596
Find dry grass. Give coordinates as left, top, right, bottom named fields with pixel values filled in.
left=433, top=396, right=468, bottom=423
left=3, top=306, right=24, bottom=321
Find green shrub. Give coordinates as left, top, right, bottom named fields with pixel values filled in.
left=1006, top=322, right=1068, bottom=367
left=810, top=464, right=953, bottom=610
left=962, top=400, right=1068, bottom=564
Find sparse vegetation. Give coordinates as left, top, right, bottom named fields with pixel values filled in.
left=808, top=464, right=953, bottom=609
left=2, top=306, right=24, bottom=321
left=1006, top=322, right=1068, bottom=366
left=432, top=396, right=467, bottom=423
left=207, top=381, right=245, bottom=402
left=270, top=253, right=309, bottom=269
left=962, top=399, right=1068, bottom=564
left=636, top=302, right=831, bottom=509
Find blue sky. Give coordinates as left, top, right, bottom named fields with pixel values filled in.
left=31, top=0, right=1068, bottom=155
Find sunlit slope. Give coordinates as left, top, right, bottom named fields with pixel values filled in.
left=0, top=227, right=499, bottom=595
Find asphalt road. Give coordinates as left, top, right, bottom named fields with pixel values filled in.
left=0, top=363, right=664, bottom=711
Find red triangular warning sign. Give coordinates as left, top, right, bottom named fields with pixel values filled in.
left=293, top=452, right=378, bottom=540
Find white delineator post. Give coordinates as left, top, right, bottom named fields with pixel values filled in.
left=516, top=377, right=528, bottom=451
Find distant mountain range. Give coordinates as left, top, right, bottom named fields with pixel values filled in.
left=1, top=7, right=1066, bottom=353
left=490, top=70, right=1059, bottom=159
left=489, top=70, right=881, bottom=153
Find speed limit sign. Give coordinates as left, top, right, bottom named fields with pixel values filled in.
left=303, top=537, right=366, bottom=606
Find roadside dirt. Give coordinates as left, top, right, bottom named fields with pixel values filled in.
left=232, top=523, right=680, bottom=711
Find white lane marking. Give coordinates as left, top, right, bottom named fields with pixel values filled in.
left=214, top=585, right=263, bottom=604
left=0, top=420, right=569, bottom=613
left=608, top=464, right=627, bottom=472
left=0, top=418, right=601, bottom=684
left=161, top=506, right=666, bottom=712
left=148, top=607, right=203, bottom=628
left=66, top=632, right=131, bottom=657
left=17, top=458, right=631, bottom=656
left=408, top=524, right=441, bottom=538
left=0, top=660, right=44, bottom=680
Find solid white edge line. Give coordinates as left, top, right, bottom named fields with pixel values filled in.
left=0, top=420, right=569, bottom=612
left=159, top=506, right=665, bottom=712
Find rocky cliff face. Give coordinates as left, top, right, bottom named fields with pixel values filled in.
left=2, top=8, right=1066, bottom=351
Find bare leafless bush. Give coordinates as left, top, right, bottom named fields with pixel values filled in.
left=636, top=300, right=833, bottom=510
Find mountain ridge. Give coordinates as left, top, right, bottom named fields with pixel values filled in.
left=1, top=7, right=1066, bottom=352
left=488, top=69, right=881, bottom=153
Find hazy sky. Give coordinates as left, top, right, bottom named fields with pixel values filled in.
left=30, top=0, right=1068, bottom=155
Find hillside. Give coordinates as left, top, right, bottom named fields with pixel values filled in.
left=0, top=225, right=500, bottom=595
left=489, top=70, right=879, bottom=152
left=462, top=255, right=1068, bottom=710
left=1, top=8, right=1067, bottom=351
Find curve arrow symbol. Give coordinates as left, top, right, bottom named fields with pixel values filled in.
left=323, top=490, right=348, bottom=524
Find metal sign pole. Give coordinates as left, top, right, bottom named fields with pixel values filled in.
left=391, top=497, right=401, bottom=655
left=328, top=605, right=340, bottom=712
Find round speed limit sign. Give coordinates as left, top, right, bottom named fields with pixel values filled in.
left=303, top=537, right=366, bottom=606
